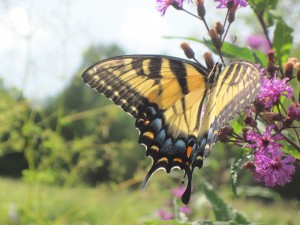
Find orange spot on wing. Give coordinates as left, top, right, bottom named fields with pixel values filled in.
left=173, top=158, right=183, bottom=163
left=143, top=131, right=155, bottom=139
left=186, top=146, right=193, bottom=158
left=144, top=119, right=150, bottom=125
left=151, top=145, right=159, bottom=152
left=157, top=157, right=168, bottom=163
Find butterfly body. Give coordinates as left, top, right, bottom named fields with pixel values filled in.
left=82, top=55, right=261, bottom=204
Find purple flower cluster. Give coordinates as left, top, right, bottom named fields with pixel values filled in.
left=257, top=74, right=294, bottom=108
left=156, top=0, right=192, bottom=16
left=246, top=125, right=296, bottom=187
left=288, top=103, right=300, bottom=120
left=214, top=0, right=248, bottom=8
left=153, top=0, right=298, bottom=208
left=157, top=208, right=174, bottom=220
left=247, top=34, right=271, bottom=54
left=156, top=185, right=192, bottom=221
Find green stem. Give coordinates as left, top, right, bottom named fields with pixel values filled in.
left=181, top=8, right=210, bottom=31
left=255, top=10, right=273, bottom=48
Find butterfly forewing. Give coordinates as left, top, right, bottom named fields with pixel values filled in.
left=82, top=55, right=210, bottom=203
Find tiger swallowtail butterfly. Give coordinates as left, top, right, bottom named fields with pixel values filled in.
left=82, top=55, right=261, bottom=204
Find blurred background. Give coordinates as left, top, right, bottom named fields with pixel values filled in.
left=0, top=0, right=300, bottom=224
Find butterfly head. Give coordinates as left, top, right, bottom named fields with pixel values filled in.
left=207, top=62, right=223, bottom=87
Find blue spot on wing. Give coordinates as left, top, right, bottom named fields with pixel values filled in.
left=150, top=118, right=163, bottom=133
left=146, top=106, right=157, bottom=116
left=173, top=139, right=186, bottom=155
left=155, top=129, right=166, bottom=144
left=161, top=138, right=173, bottom=154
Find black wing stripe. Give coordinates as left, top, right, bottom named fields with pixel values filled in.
left=194, top=89, right=207, bottom=130
left=169, top=60, right=189, bottom=95
left=148, top=58, right=163, bottom=78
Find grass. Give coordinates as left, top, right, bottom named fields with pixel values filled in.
left=0, top=175, right=299, bottom=225
left=0, top=177, right=167, bottom=225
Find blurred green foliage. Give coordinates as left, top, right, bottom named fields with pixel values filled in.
left=1, top=177, right=300, bottom=225
left=0, top=43, right=145, bottom=187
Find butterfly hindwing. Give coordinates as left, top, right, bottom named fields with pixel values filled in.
left=82, top=55, right=210, bottom=203
left=198, top=61, right=261, bottom=155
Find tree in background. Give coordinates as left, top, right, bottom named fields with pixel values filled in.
left=0, top=43, right=145, bottom=187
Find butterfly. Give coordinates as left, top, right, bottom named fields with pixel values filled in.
left=82, top=55, right=261, bottom=204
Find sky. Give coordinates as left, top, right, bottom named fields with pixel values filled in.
left=0, top=0, right=255, bottom=101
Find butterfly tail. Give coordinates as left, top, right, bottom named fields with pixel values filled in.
left=141, top=161, right=162, bottom=189
left=181, top=169, right=193, bottom=204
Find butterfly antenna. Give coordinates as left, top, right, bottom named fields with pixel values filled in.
left=221, top=36, right=238, bottom=65
left=224, top=35, right=237, bottom=53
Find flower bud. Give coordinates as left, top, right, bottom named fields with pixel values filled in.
left=287, top=57, right=298, bottom=65
left=244, top=116, right=257, bottom=127
left=203, top=52, right=214, bottom=70
left=196, top=0, right=205, bottom=19
left=254, top=100, right=265, bottom=114
left=218, top=125, right=234, bottom=143
left=215, top=22, right=224, bottom=35
left=283, top=117, right=294, bottom=128
left=171, top=0, right=183, bottom=10
left=267, top=50, right=276, bottom=77
left=284, top=61, right=294, bottom=79
left=228, top=7, right=237, bottom=23
left=180, top=42, right=195, bottom=59
left=226, top=0, right=235, bottom=9
left=287, top=103, right=300, bottom=121
left=260, top=112, right=282, bottom=123
left=295, top=62, right=300, bottom=82
left=208, top=28, right=221, bottom=51
left=242, top=127, right=250, bottom=139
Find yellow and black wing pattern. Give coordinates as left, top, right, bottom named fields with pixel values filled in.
left=82, top=55, right=261, bottom=204
left=198, top=61, right=261, bottom=158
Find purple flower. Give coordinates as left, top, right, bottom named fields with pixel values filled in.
left=257, top=75, right=294, bottom=108
left=156, top=0, right=192, bottom=16
left=214, top=0, right=248, bottom=8
left=288, top=103, right=300, bottom=120
left=247, top=34, right=271, bottom=54
left=254, top=152, right=296, bottom=187
left=171, top=186, right=186, bottom=198
left=157, top=208, right=174, bottom=220
left=246, top=125, right=296, bottom=187
left=180, top=205, right=192, bottom=214
left=246, top=125, right=283, bottom=153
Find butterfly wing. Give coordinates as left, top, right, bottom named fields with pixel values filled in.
left=82, top=55, right=209, bottom=204
left=198, top=61, right=261, bottom=154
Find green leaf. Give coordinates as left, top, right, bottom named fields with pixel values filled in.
left=281, top=133, right=300, bottom=159
left=230, top=115, right=244, bottom=135
left=248, top=0, right=278, bottom=13
left=248, top=0, right=279, bottom=28
left=230, top=151, right=252, bottom=196
left=203, top=182, right=250, bottom=224
left=273, top=19, right=293, bottom=66
left=237, top=186, right=281, bottom=200
left=163, top=36, right=267, bottom=66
